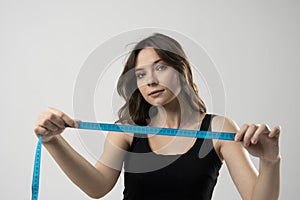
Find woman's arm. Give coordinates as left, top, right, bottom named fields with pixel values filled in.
left=34, top=107, right=129, bottom=198
left=211, top=116, right=281, bottom=200
left=251, top=157, right=280, bottom=200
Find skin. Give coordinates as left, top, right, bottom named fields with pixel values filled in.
left=34, top=48, right=281, bottom=199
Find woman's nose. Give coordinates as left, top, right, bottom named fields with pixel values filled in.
left=147, top=72, right=159, bottom=86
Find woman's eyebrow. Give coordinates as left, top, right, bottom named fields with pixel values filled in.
left=135, top=59, right=163, bottom=71
left=153, top=58, right=163, bottom=64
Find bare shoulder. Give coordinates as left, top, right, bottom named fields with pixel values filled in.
left=109, top=121, right=134, bottom=149
left=211, top=115, right=239, bottom=133
left=210, top=115, right=240, bottom=161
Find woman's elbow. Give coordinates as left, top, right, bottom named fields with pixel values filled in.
left=86, top=192, right=106, bottom=199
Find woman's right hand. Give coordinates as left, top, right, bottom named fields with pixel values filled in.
left=34, top=107, right=78, bottom=143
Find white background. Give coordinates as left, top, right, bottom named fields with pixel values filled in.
left=1, top=0, right=299, bottom=199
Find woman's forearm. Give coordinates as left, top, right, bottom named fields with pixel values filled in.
left=251, top=157, right=281, bottom=200
left=43, top=135, right=108, bottom=198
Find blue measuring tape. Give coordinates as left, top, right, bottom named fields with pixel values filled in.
left=32, top=136, right=42, bottom=200
left=31, top=121, right=235, bottom=199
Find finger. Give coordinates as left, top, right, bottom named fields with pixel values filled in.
left=34, top=126, right=50, bottom=136
left=48, top=107, right=78, bottom=128
left=269, top=125, right=281, bottom=138
left=243, top=124, right=258, bottom=147
left=251, top=124, right=271, bottom=144
left=74, top=119, right=81, bottom=128
left=235, top=124, right=249, bottom=142
left=35, top=117, right=57, bottom=133
left=47, top=112, right=66, bottom=129
left=40, top=119, right=59, bottom=132
left=39, top=111, right=65, bottom=129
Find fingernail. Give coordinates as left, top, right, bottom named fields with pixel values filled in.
left=251, top=138, right=257, bottom=144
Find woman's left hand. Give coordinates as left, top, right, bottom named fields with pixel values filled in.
left=234, top=124, right=281, bottom=162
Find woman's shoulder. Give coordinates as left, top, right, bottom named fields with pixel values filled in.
left=114, top=120, right=135, bottom=147
left=207, top=113, right=240, bottom=161
left=208, top=113, right=239, bottom=133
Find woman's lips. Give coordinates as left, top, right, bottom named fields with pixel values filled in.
left=148, top=89, right=165, bottom=97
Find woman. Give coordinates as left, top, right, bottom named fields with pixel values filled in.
left=34, top=33, right=281, bottom=200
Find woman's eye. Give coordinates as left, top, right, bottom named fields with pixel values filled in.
left=156, top=64, right=167, bottom=71
left=136, top=73, right=145, bottom=79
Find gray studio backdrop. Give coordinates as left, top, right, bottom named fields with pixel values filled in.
left=1, top=0, right=299, bottom=199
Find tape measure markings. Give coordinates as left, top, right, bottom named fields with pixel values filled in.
left=76, top=122, right=236, bottom=140
left=32, top=135, right=42, bottom=200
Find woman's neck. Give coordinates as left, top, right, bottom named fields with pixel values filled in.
left=149, top=97, right=201, bottom=129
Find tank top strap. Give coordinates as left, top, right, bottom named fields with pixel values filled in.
left=192, top=113, right=221, bottom=164
left=190, top=113, right=215, bottom=151
left=200, top=113, right=216, bottom=131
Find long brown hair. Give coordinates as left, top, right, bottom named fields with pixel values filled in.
left=116, top=33, right=206, bottom=126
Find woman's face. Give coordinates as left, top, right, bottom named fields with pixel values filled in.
left=135, top=48, right=181, bottom=106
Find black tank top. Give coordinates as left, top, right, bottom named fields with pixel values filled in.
left=123, top=114, right=222, bottom=200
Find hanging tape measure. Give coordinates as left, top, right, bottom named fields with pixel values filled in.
left=31, top=121, right=236, bottom=200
